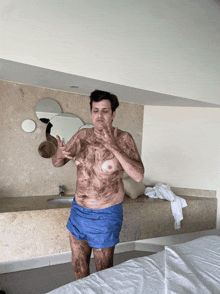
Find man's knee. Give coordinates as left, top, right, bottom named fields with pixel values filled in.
left=69, top=232, right=92, bottom=279
left=72, top=256, right=89, bottom=274
left=94, top=255, right=114, bottom=271
left=93, top=246, right=115, bottom=271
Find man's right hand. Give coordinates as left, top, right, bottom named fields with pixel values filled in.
left=56, top=135, right=73, bottom=160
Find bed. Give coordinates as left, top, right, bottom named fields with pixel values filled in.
left=46, top=235, right=220, bottom=294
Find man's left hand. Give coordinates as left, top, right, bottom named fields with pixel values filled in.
left=95, top=125, right=119, bottom=151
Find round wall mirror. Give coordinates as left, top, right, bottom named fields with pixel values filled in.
left=38, top=141, right=57, bottom=158
left=79, top=124, right=94, bottom=130
left=21, top=119, right=36, bottom=133
left=35, top=98, right=62, bottom=123
left=47, top=113, right=84, bottom=145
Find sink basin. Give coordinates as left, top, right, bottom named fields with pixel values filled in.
left=47, top=198, right=74, bottom=204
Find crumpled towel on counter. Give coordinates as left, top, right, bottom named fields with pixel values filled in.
left=144, top=183, right=187, bottom=229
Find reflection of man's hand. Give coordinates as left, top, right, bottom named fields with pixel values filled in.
left=95, top=124, right=118, bottom=151
left=56, top=135, right=73, bottom=159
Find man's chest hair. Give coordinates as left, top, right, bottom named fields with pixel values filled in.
left=78, top=139, right=115, bottom=164
left=75, top=136, right=124, bottom=174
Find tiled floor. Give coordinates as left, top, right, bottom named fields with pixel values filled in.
left=0, top=250, right=154, bottom=294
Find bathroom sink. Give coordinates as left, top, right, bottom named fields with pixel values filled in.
left=47, top=198, right=74, bottom=204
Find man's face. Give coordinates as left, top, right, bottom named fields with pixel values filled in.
left=90, top=99, right=116, bottom=131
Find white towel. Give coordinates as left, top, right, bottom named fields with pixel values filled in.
left=144, top=183, right=187, bottom=229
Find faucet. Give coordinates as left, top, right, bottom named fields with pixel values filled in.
left=59, top=185, right=65, bottom=197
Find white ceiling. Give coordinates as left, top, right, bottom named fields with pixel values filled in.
left=0, top=0, right=220, bottom=107
left=1, top=58, right=220, bottom=107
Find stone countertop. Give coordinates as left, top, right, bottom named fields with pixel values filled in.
left=0, top=195, right=74, bottom=213
left=0, top=194, right=216, bottom=213
left=123, top=194, right=217, bottom=204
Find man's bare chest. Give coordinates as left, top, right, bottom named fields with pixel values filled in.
left=75, top=140, right=122, bottom=174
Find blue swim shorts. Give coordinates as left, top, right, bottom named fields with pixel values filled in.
left=66, top=198, right=123, bottom=249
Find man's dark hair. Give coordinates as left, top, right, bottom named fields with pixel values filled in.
left=90, top=90, right=119, bottom=113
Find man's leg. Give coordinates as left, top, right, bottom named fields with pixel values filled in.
left=69, top=232, right=92, bottom=281
left=93, top=246, right=115, bottom=271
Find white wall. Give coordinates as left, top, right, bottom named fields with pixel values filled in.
left=1, top=0, right=220, bottom=105
left=142, top=106, right=220, bottom=227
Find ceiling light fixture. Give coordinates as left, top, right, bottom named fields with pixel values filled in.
left=69, top=86, right=79, bottom=88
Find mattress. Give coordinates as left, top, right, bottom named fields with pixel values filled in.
left=46, top=235, right=220, bottom=294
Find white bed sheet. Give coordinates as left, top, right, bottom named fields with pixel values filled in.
left=165, top=235, right=220, bottom=294
left=46, top=235, right=220, bottom=294
left=47, top=251, right=165, bottom=294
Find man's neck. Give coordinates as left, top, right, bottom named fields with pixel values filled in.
left=94, top=127, right=114, bottom=136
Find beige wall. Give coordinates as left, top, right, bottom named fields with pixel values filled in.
left=0, top=80, right=144, bottom=198
left=141, top=105, right=220, bottom=227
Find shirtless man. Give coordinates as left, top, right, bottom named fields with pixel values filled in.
left=52, top=90, right=144, bottom=280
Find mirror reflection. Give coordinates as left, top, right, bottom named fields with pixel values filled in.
left=21, top=119, right=36, bottom=133
left=35, top=98, right=62, bottom=122
left=38, top=141, right=57, bottom=158
left=46, top=113, right=84, bottom=145
left=79, top=124, right=94, bottom=130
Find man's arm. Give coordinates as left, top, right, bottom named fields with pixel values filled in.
left=111, top=132, right=144, bottom=182
left=52, top=132, right=81, bottom=167
left=96, top=127, right=144, bottom=182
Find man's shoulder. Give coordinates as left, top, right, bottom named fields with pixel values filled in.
left=76, top=127, right=94, bottom=138
left=75, top=128, right=94, bottom=140
left=117, top=129, right=132, bottom=140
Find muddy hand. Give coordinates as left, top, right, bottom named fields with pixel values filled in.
left=95, top=125, right=118, bottom=150
left=56, top=135, right=73, bottom=159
